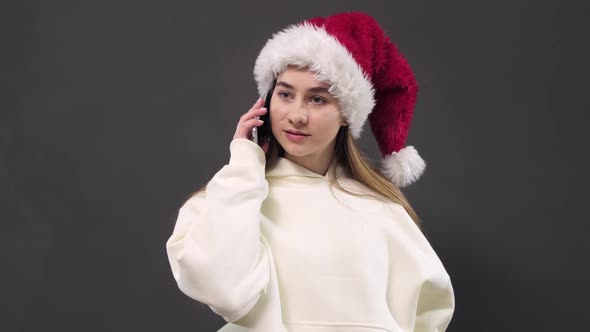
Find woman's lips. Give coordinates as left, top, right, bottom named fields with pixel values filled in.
left=284, top=130, right=309, bottom=142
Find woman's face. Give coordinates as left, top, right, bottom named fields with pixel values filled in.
left=270, top=66, right=347, bottom=164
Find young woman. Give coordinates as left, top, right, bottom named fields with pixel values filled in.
left=166, top=12, right=455, bottom=332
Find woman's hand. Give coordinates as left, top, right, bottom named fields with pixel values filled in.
left=233, top=98, right=270, bottom=153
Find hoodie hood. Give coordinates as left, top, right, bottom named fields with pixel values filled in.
left=265, top=157, right=346, bottom=184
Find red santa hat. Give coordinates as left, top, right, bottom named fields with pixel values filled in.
left=253, top=11, right=425, bottom=188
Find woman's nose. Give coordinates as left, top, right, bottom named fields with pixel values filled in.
left=288, top=102, right=308, bottom=124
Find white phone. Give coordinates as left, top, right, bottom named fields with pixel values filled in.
left=251, top=116, right=259, bottom=144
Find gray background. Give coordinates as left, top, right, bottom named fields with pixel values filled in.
left=3, top=0, right=589, bottom=331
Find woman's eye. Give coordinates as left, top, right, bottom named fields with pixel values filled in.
left=278, top=91, right=291, bottom=99
left=311, top=96, right=326, bottom=104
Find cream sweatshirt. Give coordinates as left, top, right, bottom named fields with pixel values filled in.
left=166, top=138, right=455, bottom=332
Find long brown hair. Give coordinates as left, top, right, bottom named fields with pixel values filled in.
left=186, top=81, right=423, bottom=232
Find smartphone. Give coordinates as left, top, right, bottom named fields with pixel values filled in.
left=251, top=93, right=272, bottom=145
left=251, top=117, right=259, bottom=144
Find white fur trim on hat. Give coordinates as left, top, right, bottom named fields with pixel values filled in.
left=254, top=22, right=376, bottom=139
left=380, top=146, right=426, bottom=188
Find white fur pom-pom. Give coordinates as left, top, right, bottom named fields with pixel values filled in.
left=380, top=146, right=426, bottom=188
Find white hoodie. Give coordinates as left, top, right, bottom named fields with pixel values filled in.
left=166, top=138, right=455, bottom=332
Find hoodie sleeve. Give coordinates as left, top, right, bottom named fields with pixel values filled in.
left=384, top=203, right=455, bottom=332
left=165, top=138, right=271, bottom=323
left=413, top=272, right=455, bottom=332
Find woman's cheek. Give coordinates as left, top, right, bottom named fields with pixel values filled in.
left=269, top=109, right=283, bottom=134
left=271, top=105, right=288, bottom=121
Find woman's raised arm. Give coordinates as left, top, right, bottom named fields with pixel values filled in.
left=166, top=98, right=271, bottom=322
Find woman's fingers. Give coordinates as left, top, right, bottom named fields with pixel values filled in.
left=239, top=109, right=266, bottom=128
left=242, top=117, right=264, bottom=128
left=242, top=98, right=264, bottom=119
left=235, top=117, right=263, bottom=140
left=252, top=97, right=265, bottom=110
left=243, top=99, right=266, bottom=119
left=233, top=98, right=268, bottom=140
left=241, top=107, right=267, bottom=122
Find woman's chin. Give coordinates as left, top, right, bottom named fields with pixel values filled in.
left=284, top=149, right=306, bottom=157
left=281, top=144, right=310, bottom=157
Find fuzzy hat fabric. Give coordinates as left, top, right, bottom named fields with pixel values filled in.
left=253, top=11, right=425, bottom=188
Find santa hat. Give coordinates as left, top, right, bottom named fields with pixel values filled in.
left=253, top=12, right=425, bottom=188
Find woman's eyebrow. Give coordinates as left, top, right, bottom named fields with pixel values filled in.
left=276, top=81, right=330, bottom=94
